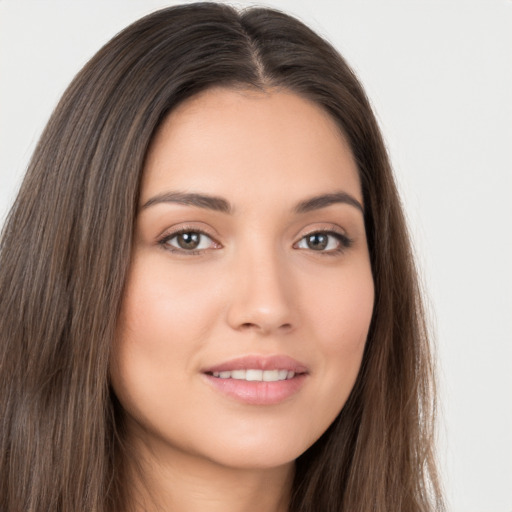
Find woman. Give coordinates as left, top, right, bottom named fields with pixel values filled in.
left=0, top=3, right=443, bottom=511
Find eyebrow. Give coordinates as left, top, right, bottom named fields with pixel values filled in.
left=141, top=190, right=363, bottom=215
left=294, top=192, right=364, bottom=214
left=141, top=191, right=231, bottom=213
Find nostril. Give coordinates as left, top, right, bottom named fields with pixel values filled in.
left=238, top=322, right=292, bottom=332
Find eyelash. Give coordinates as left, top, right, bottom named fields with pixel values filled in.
left=158, top=228, right=353, bottom=256
left=295, top=230, right=353, bottom=256
left=158, top=227, right=218, bottom=256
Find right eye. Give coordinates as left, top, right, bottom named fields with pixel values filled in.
left=160, top=230, right=219, bottom=254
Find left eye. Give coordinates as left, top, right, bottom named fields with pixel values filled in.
left=164, top=231, right=215, bottom=251
left=295, top=232, right=345, bottom=252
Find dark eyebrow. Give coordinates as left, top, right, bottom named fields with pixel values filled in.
left=141, top=192, right=232, bottom=213
left=294, top=192, right=364, bottom=214
left=141, top=190, right=363, bottom=216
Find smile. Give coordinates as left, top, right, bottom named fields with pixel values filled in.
left=210, top=369, right=296, bottom=381
left=202, top=355, right=308, bottom=405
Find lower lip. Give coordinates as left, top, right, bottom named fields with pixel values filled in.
left=203, top=374, right=307, bottom=405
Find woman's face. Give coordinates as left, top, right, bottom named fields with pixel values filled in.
left=111, top=88, right=374, bottom=471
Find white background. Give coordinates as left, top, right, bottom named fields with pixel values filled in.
left=0, top=1, right=511, bottom=510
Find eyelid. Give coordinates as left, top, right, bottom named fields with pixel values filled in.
left=156, top=221, right=220, bottom=240
left=294, top=223, right=349, bottom=241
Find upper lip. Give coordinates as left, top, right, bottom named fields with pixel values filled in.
left=203, top=355, right=309, bottom=374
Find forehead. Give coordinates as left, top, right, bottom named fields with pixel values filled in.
left=141, top=87, right=362, bottom=207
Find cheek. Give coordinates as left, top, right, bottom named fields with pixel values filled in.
left=110, top=257, right=222, bottom=410
left=310, top=262, right=374, bottom=352
left=304, top=263, right=374, bottom=402
left=119, top=256, right=222, bottom=346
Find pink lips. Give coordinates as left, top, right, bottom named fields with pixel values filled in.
left=203, top=355, right=308, bottom=374
left=202, top=355, right=308, bottom=405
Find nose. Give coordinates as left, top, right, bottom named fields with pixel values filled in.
left=226, top=246, right=299, bottom=335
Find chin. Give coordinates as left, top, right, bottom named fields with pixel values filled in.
left=205, top=446, right=299, bottom=471
left=193, top=427, right=321, bottom=471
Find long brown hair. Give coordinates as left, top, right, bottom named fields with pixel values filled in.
left=0, top=3, right=443, bottom=511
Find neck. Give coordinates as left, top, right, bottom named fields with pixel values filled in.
left=122, top=436, right=294, bottom=512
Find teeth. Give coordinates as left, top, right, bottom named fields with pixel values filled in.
left=211, top=369, right=297, bottom=381
left=263, top=369, right=279, bottom=382
left=246, top=369, right=263, bottom=381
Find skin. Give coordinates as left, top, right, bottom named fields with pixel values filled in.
left=111, top=87, right=375, bottom=512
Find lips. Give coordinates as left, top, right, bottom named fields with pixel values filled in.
left=203, top=355, right=308, bottom=374
left=202, top=355, right=308, bottom=405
